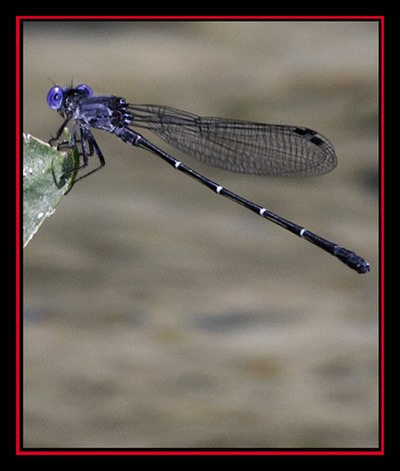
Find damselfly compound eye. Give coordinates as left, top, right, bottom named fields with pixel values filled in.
left=76, top=84, right=93, bottom=96
left=46, top=86, right=64, bottom=110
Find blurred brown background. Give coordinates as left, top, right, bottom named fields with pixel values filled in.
left=23, top=20, right=379, bottom=448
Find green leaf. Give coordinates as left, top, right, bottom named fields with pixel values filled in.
left=22, top=132, right=79, bottom=248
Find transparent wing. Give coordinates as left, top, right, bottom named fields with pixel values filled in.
left=127, top=104, right=337, bottom=177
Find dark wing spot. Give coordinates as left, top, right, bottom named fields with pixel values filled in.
left=293, top=127, right=317, bottom=136
left=310, top=136, right=324, bottom=146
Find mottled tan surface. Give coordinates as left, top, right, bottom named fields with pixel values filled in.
left=23, top=20, right=379, bottom=448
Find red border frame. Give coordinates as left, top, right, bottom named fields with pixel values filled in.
left=16, top=15, right=384, bottom=456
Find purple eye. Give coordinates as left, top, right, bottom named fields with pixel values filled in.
left=47, top=86, right=64, bottom=110
left=76, top=84, right=93, bottom=96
